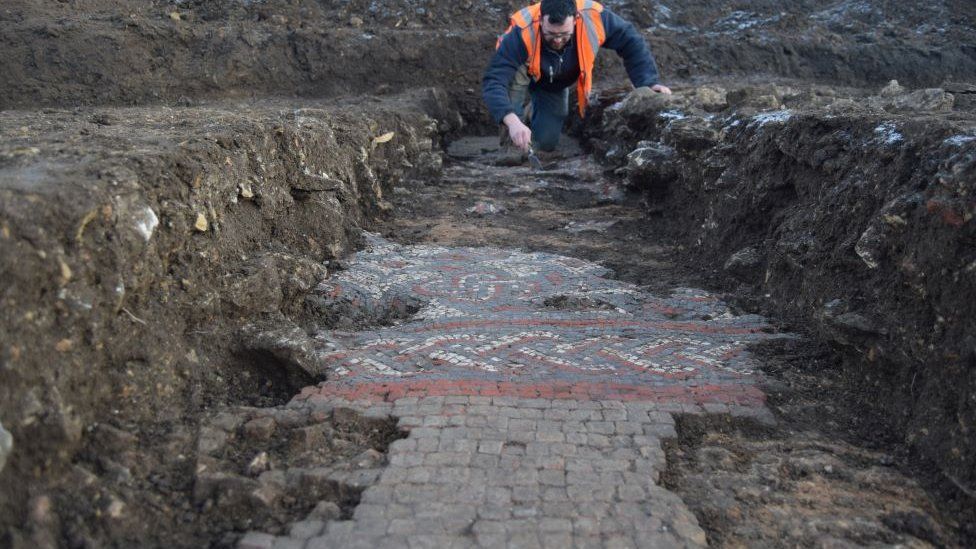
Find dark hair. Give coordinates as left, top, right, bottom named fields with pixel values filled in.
left=541, top=0, right=576, bottom=24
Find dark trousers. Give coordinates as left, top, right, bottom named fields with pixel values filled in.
left=509, top=67, right=570, bottom=152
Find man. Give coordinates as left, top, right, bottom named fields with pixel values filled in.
left=483, top=0, right=671, bottom=153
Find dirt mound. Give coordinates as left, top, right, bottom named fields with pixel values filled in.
left=581, top=81, right=976, bottom=540
left=0, top=89, right=460, bottom=546
left=2, top=1, right=973, bottom=112
left=663, top=414, right=954, bottom=548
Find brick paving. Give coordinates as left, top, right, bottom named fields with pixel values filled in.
left=238, top=233, right=783, bottom=547
left=239, top=396, right=716, bottom=549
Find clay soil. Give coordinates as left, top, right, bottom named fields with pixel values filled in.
left=1, top=0, right=975, bottom=547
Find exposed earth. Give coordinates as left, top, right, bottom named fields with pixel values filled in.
left=1, top=0, right=975, bottom=548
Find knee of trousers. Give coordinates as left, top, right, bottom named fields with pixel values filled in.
left=533, top=130, right=560, bottom=151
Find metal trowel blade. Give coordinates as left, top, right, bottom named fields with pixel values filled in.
left=527, top=147, right=544, bottom=170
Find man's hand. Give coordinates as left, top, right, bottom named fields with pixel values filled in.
left=503, top=113, right=532, bottom=152
left=635, top=84, right=673, bottom=95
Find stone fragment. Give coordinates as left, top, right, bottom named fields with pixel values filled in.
left=290, top=425, right=327, bottom=452
left=354, top=449, right=385, bottom=468
left=821, top=302, right=887, bottom=348
left=723, top=247, right=763, bottom=281
left=0, top=421, right=12, bottom=473
left=265, top=408, right=308, bottom=428
left=21, top=387, right=83, bottom=447
left=466, top=201, right=506, bottom=216
left=308, top=500, right=342, bottom=521
left=854, top=224, right=884, bottom=269
left=105, top=496, right=126, bottom=519
left=727, top=88, right=782, bottom=110
left=617, top=86, right=674, bottom=119
left=562, top=220, right=617, bottom=234
left=664, top=118, right=720, bottom=152
left=90, top=424, right=137, bottom=461
left=238, top=531, right=275, bottom=549
left=886, top=89, right=954, bottom=112
left=226, top=262, right=285, bottom=314
left=194, top=213, right=209, bottom=232
left=627, top=142, right=675, bottom=172
left=247, top=451, right=271, bottom=476
left=28, top=494, right=55, bottom=528
left=193, top=472, right=260, bottom=505
left=625, top=142, right=677, bottom=187
left=693, top=86, right=728, bottom=112
left=197, top=426, right=228, bottom=455
left=291, top=171, right=343, bottom=193
left=239, top=183, right=254, bottom=199
left=243, top=417, right=277, bottom=441
left=879, top=79, right=905, bottom=97
left=210, top=412, right=245, bottom=433
left=289, top=519, right=326, bottom=540
left=829, top=312, right=886, bottom=336
left=240, top=320, right=328, bottom=379
left=251, top=478, right=283, bottom=507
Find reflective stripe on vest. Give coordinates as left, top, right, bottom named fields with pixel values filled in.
left=496, top=1, right=606, bottom=117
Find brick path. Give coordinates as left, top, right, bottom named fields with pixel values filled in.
left=239, top=234, right=781, bottom=548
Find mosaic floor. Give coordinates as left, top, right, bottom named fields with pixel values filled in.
left=296, top=235, right=776, bottom=407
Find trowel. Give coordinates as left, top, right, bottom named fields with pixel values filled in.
left=527, top=145, right=544, bottom=170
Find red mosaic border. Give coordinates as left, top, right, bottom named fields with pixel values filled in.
left=295, top=379, right=765, bottom=406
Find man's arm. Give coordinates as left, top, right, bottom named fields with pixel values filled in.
left=600, top=9, right=669, bottom=93
left=483, top=31, right=533, bottom=150
left=482, top=31, right=528, bottom=124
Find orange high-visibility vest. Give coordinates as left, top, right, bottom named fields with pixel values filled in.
left=497, top=0, right=607, bottom=117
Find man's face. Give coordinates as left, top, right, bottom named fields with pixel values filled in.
left=541, top=14, right=574, bottom=51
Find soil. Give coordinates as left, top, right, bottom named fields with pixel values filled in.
left=0, top=91, right=460, bottom=547
left=576, top=81, right=976, bottom=546
left=1, top=0, right=975, bottom=547
left=3, top=1, right=974, bottom=117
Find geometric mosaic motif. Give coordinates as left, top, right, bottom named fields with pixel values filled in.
left=299, top=234, right=779, bottom=405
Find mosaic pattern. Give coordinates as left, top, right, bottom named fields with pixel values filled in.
left=298, top=234, right=777, bottom=405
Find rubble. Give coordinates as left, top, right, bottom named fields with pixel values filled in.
left=0, top=421, right=11, bottom=473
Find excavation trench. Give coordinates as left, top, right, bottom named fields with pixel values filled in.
left=0, top=75, right=976, bottom=546
left=1, top=79, right=975, bottom=547
left=1, top=1, right=975, bottom=546
left=373, top=130, right=973, bottom=547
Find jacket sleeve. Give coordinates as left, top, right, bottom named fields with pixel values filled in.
left=600, top=9, right=660, bottom=88
left=482, top=30, right=529, bottom=124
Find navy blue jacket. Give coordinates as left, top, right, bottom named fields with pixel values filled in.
left=483, top=8, right=660, bottom=123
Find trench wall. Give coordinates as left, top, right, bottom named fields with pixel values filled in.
left=0, top=89, right=460, bottom=529
left=3, top=1, right=975, bottom=113
left=583, top=89, right=976, bottom=492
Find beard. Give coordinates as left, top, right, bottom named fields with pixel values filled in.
left=543, top=37, right=570, bottom=51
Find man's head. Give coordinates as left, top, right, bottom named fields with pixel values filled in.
left=540, top=0, right=576, bottom=50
